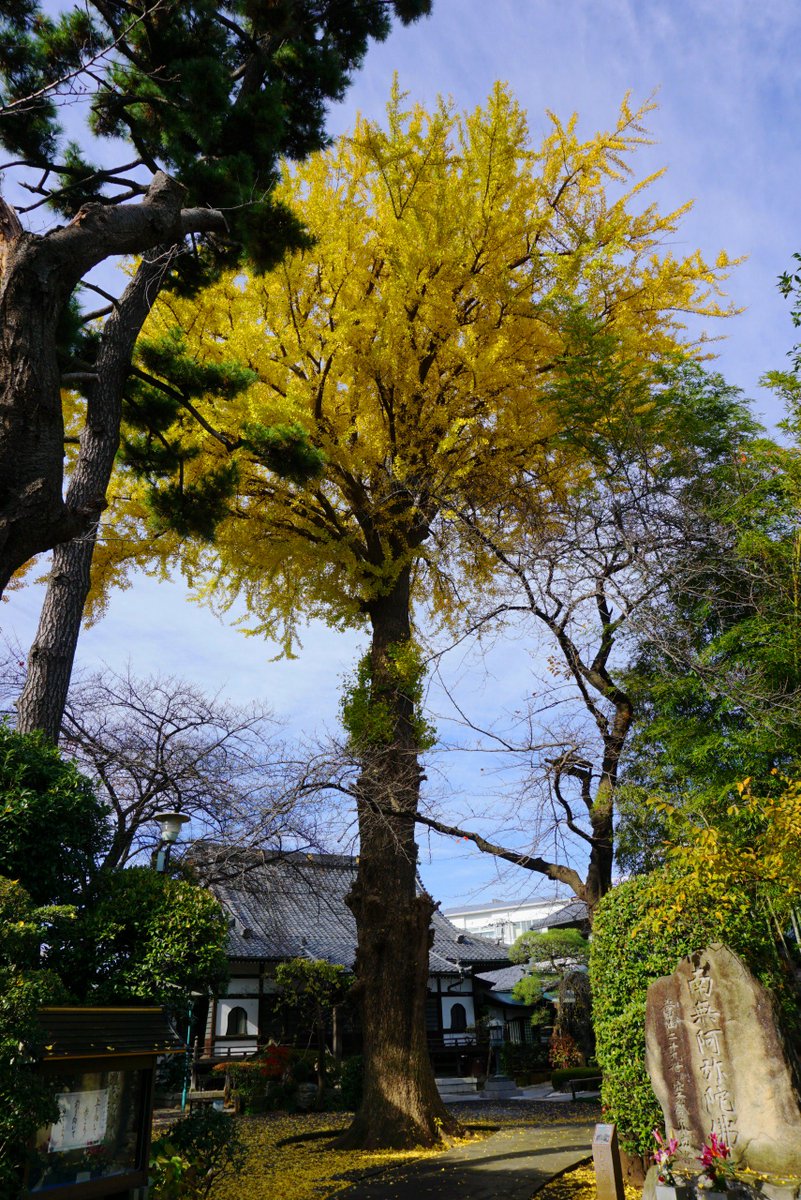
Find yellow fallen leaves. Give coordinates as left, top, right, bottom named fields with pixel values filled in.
left=536, top=1163, right=641, bottom=1200
left=208, top=1112, right=456, bottom=1200
left=205, top=1107, right=603, bottom=1200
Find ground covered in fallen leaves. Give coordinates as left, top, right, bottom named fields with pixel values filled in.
left=538, top=1162, right=642, bottom=1200
left=204, top=1102, right=605, bottom=1200
left=208, top=1110, right=442, bottom=1200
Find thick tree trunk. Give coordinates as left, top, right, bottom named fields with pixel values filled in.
left=0, top=215, right=83, bottom=590
left=16, top=247, right=178, bottom=741
left=339, top=567, right=460, bottom=1149
left=584, top=802, right=614, bottom=915
left=0, top=177, right=225, bottom=596
left=16, top=539, right=94, bottom=742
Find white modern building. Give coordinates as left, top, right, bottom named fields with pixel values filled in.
left=443, top=895, right=572, bottom=946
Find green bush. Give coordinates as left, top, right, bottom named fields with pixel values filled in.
left=150, top=1108, right=245, bottom=1199
left=547, top=1031, right=583, bottom=1069
left=339, top=1055, right=363, bottom=1111
left=0, top=723, right=109, bottom=905
left=0, top=733, right=232, bottom=1192
left=286, top=1047, right=316, bottom=1084
left=223, top=1048, right=321, bottom=1112
left=590, top=871, right=787, bottom=1159
left=0, top=876, right=72, bottom=1195
left=53, top=867, right=230, bottom=1004
left=225, top=1059, right=268, bottom=1109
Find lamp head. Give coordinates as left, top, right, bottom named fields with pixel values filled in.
left=153, top=811, right=191, bottom=844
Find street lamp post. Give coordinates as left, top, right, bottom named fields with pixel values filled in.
left=152, top=810, right=191, bottom=873
left=151, top=811, right=197, bottom=1113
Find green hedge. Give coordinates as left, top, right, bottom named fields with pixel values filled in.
left=150, top=1107, right=245, bottom=1197
left=590, top=872, right=786, bottom=1159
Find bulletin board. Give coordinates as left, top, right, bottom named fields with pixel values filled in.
left=27, top=1066, right=149, bottom=1196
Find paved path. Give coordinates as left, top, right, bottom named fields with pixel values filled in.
left=339, top=1103, right=598, bottom=1200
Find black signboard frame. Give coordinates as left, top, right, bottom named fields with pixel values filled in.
left=26, top=1055, right=154, bottom=1199
left=24, top=1007, right=182, bottom=1200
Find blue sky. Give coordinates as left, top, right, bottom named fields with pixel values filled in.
left=2, top=0, right=799, bottom=906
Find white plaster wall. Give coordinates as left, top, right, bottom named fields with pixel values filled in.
left=216, top=997, right=259, bottom=1037
left=436, top=974, right=472, bottom=994
left=226, top=976, right=260, bottom=996
left=441, top=995, right=475, bottom=1033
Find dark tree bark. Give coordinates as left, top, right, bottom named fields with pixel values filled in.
left=583, top=693, right=633, bottom=911
left=16, top=245, right=179, bottom=741
left=0, top=174, right=225, bottom=596
left=414, top=712, right=633, bottom=918
left=339, top=566, right=460, bottom=1149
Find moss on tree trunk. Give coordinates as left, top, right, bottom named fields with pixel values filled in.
left=338, top=566, right=461, bottom=1148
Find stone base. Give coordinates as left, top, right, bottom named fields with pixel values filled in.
left=435, top=1075, right=482, bottom=1101
left=643, top=1165, right=801, bottom=1200
left=480, top=1074, right=525, bottom=1099
left=435, top=1074, right=525, bottom=1101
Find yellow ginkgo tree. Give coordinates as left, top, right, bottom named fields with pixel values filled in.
left=93, top=82, right=736, bottom=1147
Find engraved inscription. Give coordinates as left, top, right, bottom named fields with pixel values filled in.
left=645, top=944, right=801, bottom=1178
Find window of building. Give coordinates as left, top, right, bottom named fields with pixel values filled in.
left=226, top=1006, right=249, bottom=1037
left=449, top=1003, right=467, bottom=1033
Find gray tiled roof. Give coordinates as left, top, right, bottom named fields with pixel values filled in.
left=211, top=852, right=508, bottom=974
left=528, top=899, right=590, bottom=930
left=474, top=963, right=529, bottom=993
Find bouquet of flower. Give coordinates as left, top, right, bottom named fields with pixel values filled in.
left=698, top=1133, right=733, bottom=1191
left=653, top=1128, right=679, bottom=1185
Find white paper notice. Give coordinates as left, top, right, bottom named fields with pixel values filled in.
left=48, top=1089, right=109, bottom=1152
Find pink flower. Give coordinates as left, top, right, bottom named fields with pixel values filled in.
left=700, top=1133, right=731, bottom=1168
left=699, top=1133, right=732, bottom=1188
left=653, top=1129, right=679, bottom=1183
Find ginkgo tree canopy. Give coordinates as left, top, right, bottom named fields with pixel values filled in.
left=97, top=82, right=738, bottom=639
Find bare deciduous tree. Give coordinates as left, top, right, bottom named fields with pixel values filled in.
left=417, top=360, right=756, bottom=912
left=1, top=652, right=323, bottom=878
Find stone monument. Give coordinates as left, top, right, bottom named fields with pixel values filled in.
left=645, top=942, right=801, bottom=1179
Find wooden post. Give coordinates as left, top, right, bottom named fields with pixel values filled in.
left=593, top=1123, right=625, bottom=1200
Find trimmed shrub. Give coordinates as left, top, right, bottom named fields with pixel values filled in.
left=547, top=1031, right=583, bottom=1069
left=590, top=871, right=789, bottom=1159
left=150, top=1108, right=245, bottom=1199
